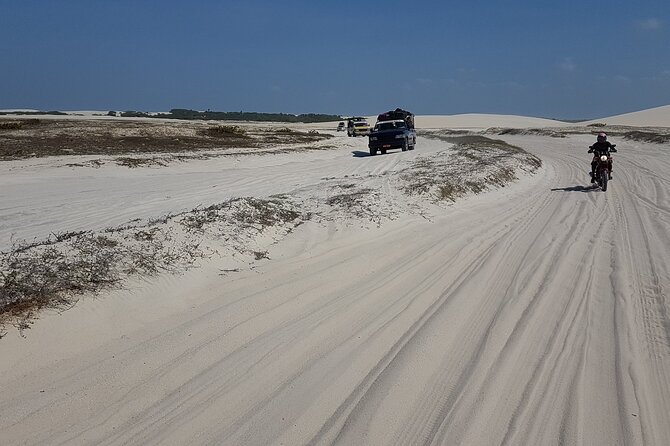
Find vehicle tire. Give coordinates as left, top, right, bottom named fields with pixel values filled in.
left=381, top=149, right=387, bottom=155
left=602, top=173, right=608, bottom=191
left=401, top=138, right=408, bottom=152
left=369, top=147, right=377, bottom=156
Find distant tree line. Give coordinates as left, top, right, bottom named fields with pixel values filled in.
left=0, top=109, right=341, bottom=123
left=119, top=108, right=342, bottom=123
left=0, top=110, right=67, bottom=116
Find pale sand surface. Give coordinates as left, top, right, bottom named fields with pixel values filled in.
left=1, top=108, right=670, bottom=445
left=415, top=113, right=567, bottom=129
left=583, top=104, right=670, bottom=127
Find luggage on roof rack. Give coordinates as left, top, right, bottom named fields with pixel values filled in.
left=376, top=108, right=414, bottom=129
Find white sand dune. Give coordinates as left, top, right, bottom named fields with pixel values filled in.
left=586, top=104, right=670, bottom=127
left=1, top=111, right=670, bottom=445
left=415, top=113, right=567, bottom=129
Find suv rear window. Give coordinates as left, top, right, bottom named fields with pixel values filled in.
left=376, top=121, right=405, bottom=130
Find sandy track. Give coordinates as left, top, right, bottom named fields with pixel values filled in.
left=1, top=133, right=669, bottom=445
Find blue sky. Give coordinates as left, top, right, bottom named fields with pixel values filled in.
left=1, top=0, right=668, bottom=119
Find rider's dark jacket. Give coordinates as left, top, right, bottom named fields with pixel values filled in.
left=588, top=141, right=616, bottom=155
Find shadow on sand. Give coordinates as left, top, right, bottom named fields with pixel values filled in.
left=551, top=184, right=600, bottom=193
left=352, top=150, right=372, bottom=158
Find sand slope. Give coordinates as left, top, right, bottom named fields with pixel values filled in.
left=585, top=104, right=670, bottom=127
left=1, top=116, right=670, bottom=445
left=416, top=113, right=567, bottom=129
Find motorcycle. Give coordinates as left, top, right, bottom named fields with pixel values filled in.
left=593, top=154, right=610, bottom=191
left=590, top=144, right=616, bottom=192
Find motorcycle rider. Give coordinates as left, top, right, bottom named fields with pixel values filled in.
left=588, top=132, right=617, bottom=182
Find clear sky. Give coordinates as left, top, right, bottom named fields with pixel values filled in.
left=1, top=0, right=668, bottom=119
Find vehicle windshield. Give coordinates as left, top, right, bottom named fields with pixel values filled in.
left=376, top=121, right=406, bottom=131
left=355, top=122, right=368, bottom=127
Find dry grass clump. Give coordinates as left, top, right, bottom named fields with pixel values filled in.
left=233, top=197, right=303, bottom=226
left=200, top=125, right=249, bottom=138
left=180, top=197, right=302, bottom=231
left=1, top=237, right=120, bottom=316
left=0, top=119, right=41, bottom=130
left=0, top=230, right=203, bottom=336
left=254, top=251, right=270, bottom=260
left=401, top=156, right=481, bottom=201
left=437, top=182, right=467, bottom=201
left=441, top=135, right=541, bottom=170
left=487, top=127, right=566, bottom=138
left=0, top=121, right=24, bottom=130
left=262, top=128, right=332, bottom=145
left=114, top=156, right=169, bottom=168
left=320, top=183, right=399, bottom=225
left=327, top=187, right=376, bottom=217
left=0, top=196, right=310, bottom=336
left=401, top=134, right=541, bottom=202
left=622, top=130, right=670, bottom=144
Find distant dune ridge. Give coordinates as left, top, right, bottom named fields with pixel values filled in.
left=3, top=103, right=670, bottom=128
left=413, top=104, right=670, bottom=129
left=583, top=104, right=670, bottom=127
left=413, top=114, right=567, bottom=129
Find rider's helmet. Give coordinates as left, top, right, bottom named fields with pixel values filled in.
left=597, top=132, right=607, bottom=143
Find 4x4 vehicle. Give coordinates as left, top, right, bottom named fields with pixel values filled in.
left=368, top=108, right=416, bottom=155
left=347, top=117, right=370, bottom=137
left=337, top=122, right=345, bottom=131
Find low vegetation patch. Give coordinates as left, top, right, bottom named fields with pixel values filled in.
left=0, top=196, right=308, bottom=336
left=114, top=156, right=169, bottom=168
left=0, top=119, right=333, bottom=161
left=261, top=128, right=332, bottom=145
left=0, top=119, right=41, bottom=130
left=0, top=111, right=67, bottom=116
left=201, top=125, right=248, bottom=137
left=180, top=197, right=303, bottom=232
left=487, top=127, right=566, bottom=138
left=0, top=230, right=202, bottom=336
left=327, top=187, right=377, bottom=218
left=402, top=134, right=541, bottom=201
left=622, top=130, right=670, bottom=144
